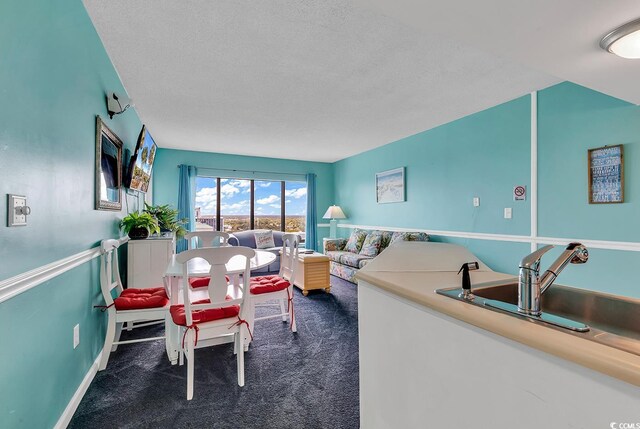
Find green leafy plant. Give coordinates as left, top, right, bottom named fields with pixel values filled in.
left=119, top=211, right=160, bottom=236
left=143, top=203, right=187, bottom=239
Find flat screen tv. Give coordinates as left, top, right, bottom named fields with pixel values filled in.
left=125, top=125, right=157, bottom=193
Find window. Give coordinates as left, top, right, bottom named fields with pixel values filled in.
left=220, top=179, right=251, bottom=233
left=254, top=181, right=282, bottom=231
left=284, top=181, right=307, bottom=232
left=194, top=177, right=217, bottom=231
left=194, top=177, right=307, bottom=233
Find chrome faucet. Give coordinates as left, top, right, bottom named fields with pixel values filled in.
left=518, top=243, right=589, bottom=316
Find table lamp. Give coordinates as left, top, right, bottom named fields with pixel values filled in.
left=323, top=205, right=347, bottom=238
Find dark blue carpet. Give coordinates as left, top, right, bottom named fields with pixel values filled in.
left=69, top=276, right=359, bottom=429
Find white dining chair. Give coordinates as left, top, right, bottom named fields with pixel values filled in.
left=170, top=246, right=255, bottom=400
left=184, top=231, right=231, bottom=288
left=246, top=233, right=299, bottom=340
left=184, top=231, right=230, bottom=249
left=97, top=239, right=169, bottom=371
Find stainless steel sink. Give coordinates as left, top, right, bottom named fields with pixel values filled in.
left=436, top=279, right=640, bottom=356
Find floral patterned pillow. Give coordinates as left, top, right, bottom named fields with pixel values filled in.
left=359, top=231, right=383, bottom=257
left=344, top=229, right=368, bottom=253
left=380, top=231, right=393, bottom=249
left=407, top=232, right=430, bottom=242
left=389, top=231, right=430, bottom=246
left=389, top=231, right=408, bottom=245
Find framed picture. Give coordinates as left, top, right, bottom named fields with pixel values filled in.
left=376, top=167, right=405, bottom=203
left=95, top=116, right=123, bottom=210
left=588, top=144, right=624, bottom=204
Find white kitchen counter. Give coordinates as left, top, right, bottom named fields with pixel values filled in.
left=356, top=241, right=640, bottom=428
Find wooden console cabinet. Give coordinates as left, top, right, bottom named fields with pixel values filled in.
left=127, top=235, right=175, bottom=289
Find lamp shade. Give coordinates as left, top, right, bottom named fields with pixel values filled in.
left=322, top=205, right=346, bottom=219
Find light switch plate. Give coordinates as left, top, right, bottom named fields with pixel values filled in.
left=7, top=194, right=28, bottom=227
left=504, top=207, right=512, bottom=219
left=473, top=197, right=480, bottom=207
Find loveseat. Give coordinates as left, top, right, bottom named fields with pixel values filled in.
left=323, top=229, right=429, bottom=283
left=229, top=229, right=305, bottom=273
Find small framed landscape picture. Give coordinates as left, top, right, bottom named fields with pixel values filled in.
left=588, top=144, right=624, bottom=204
left=376, top=167, right=405, bottom=203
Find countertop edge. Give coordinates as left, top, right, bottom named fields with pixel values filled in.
left=356, top=271, right=640, bottom=388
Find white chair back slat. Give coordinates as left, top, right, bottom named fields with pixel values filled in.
left=207, top=261, right=232, bottom=303
left=184, top=231, right=230, bottom=250
left=176, top=246, right=255, bottom=327
left=100, top=239, right=124, bottom=306
left=279, top=233, right=300, bottom=285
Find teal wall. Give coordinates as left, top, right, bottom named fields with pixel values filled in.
left=1, top=2, right=639, bottom=426
left=0, top=1, right=143, bottom=427
left=152, top=149, right=335, bottom=250
left=334, top=82, right=640, bottom=298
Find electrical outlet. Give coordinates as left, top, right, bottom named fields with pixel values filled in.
left=7, top=194, right=30, bottom=227
left=504, top=208, right=512, bottom=219
left=473, top=197, right=480, bottom=207
left=73, top=324, right=80, bottom=349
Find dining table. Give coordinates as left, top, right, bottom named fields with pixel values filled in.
left=163, top=249, right=277, bottom=364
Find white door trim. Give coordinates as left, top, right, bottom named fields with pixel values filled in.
left=530, top=91, right=538, bottom=252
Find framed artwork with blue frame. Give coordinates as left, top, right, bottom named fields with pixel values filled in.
left=588, top=144, right=624, bottom=204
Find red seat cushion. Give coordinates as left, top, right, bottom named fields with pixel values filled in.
left=170, top=296, right=239, bottom=326
left=114, top=287, right=168, bottom=310
left=188, top=275, right=230, bottom=289
left=250, top=275, right=290, bottom=295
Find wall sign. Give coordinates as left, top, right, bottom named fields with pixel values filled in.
left=588, top=144, right=624, bottom=204
left=513, top=185, right=526, bottom=201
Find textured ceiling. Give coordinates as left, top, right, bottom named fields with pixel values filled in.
left=83, top=0, right=565, bottom=162
left=353, top=0, right=640, bottom=106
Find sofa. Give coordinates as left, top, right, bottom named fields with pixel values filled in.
left=323, top=229, right=429, bottom=283
left=229, top=229, right=305, bottom=273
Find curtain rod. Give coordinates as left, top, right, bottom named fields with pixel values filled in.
left=177, top=165, right=311, bottom=177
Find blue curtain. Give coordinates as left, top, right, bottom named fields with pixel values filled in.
left=177, top=164, right=197, bottom=252
left=305, top=173, right=317, bottom=251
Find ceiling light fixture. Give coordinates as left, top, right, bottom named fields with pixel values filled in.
left=600, top=18, right=640, bottom=59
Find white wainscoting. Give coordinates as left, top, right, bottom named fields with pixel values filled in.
left=0, top=237, right=128, bottom=304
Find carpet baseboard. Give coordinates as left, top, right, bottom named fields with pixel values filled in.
left=54, top=349, right=103, bottom=429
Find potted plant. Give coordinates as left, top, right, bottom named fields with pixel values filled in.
left=120, top=212, right=160, bottom=240
left=143, top=203, right=187, bottom=239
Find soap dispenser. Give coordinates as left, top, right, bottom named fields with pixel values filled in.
left=458, top=261, right=479, bottom=300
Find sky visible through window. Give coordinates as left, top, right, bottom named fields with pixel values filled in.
left=195, top=177, right=307, bottom=216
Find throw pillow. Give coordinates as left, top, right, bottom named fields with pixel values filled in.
left=360, top=231, right=383, bottom=257
left=389, top=231, right=409, bottom=245
left=389, top=231, right=430, bottom=246
left=406, top=232, right=430, bottom=242
left=380, top=231, right=393, bottom=250
left=344, top=229, right=368, bottom=253
left=254, top=230, right=275, bottom=249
